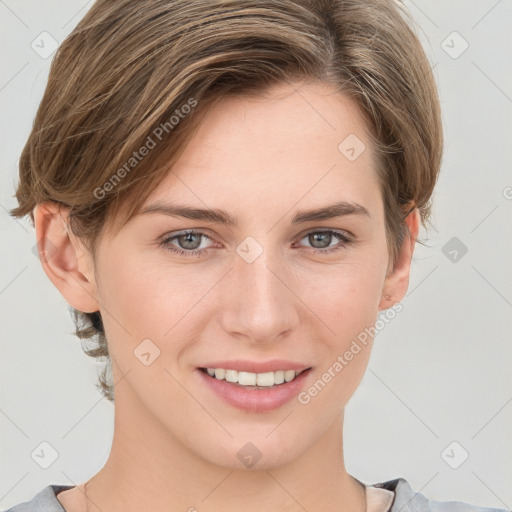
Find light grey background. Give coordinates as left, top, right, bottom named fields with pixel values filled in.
left=1, top=0, right=511, bottom=510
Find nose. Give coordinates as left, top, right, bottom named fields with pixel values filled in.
left=218, top=242, right=300, bottom=345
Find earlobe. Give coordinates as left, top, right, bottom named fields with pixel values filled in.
left=378, top=207, right=420, bottom=311
left=33, top=202, right=100, bottom=313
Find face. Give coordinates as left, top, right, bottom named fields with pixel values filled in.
left=42, top=80, right=416, bottom=470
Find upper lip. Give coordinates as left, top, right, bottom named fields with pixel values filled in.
left=198, top=359, right=311, bottom=374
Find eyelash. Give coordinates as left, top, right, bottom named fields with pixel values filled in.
left=159, top=229, right=353, bottom=257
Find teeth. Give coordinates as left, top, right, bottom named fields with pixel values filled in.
left=256, top=372, right=274, bottom=386
left=284, top=369, right=296, bottom=382
left=238, top=371, right=257, bottom=386
left=205, top=367, right=304, bottom=387
left=274, top=370, right=284, bottom=384
left=225, top=369, right=238, bottom=383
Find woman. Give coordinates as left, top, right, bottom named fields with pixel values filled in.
left=6, top=0, right=507, bottom=511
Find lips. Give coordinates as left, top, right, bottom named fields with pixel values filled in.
left=195, top=361, right=313, bottom=413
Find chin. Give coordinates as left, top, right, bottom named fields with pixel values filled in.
left=191, top=430, right=305, bottom=471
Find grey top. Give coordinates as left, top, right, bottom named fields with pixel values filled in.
left=3, top=478, right=509, bottom=512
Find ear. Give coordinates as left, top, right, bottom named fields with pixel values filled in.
left=33, top=202, right=100, bottom=313
left=378, top=207, right=420, bottom=311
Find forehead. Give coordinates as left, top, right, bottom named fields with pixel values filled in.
left=141, top=81, right=381, bottom=222
left=176, top=81, right=370, bottom=167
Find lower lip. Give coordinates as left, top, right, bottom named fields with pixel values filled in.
left=197, top=368, right=312, bottom=413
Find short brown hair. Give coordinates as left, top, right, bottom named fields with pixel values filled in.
left=10, top=0, right=443, bottom=401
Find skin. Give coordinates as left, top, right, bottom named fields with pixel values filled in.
left=35, top=80, right=419, bottom=512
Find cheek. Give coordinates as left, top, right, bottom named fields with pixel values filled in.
left=295, top=255, right=387, bottom=337
left=291, top=263, right=383, bottom=419
left=94, top=250, right=227, bottom=386
left=92, top=255, right=209, bottom=410
left=293, top=255, right=385, bottom=380
left=97, top=248, right=197, bottom=327
left=92, top=251, right=193, bottom=352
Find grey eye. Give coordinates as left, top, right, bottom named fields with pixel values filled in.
left=175, top=232, right=204, bottom=250
left=306, top=232, right=334, bottom=249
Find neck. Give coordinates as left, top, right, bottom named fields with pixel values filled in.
left=84, top=380, right=366, bottom=512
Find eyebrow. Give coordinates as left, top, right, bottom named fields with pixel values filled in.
left=140, top=200, right=371, bottom=226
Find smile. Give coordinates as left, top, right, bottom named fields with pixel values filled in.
left=197, top=366, right=313, bottom=413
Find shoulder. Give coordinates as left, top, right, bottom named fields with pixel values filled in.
left=370, top=477, right=510, bottom=512
left=3, top=485, right=71, bottom=512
